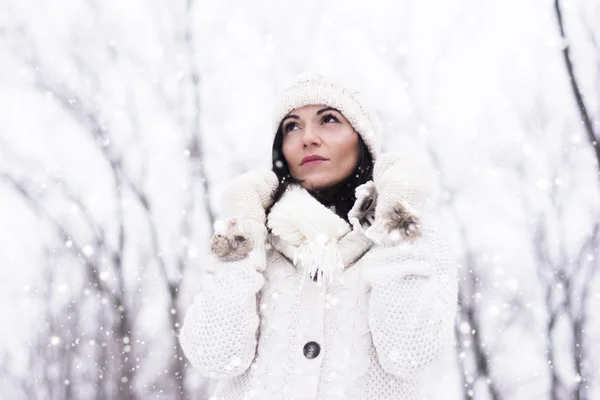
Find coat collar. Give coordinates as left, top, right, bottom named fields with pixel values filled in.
left=265, top=151, right=435, bottom=286
left=266, top=182, right=376, bottom=286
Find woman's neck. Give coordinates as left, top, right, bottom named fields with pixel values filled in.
left=307, top=180, right=350, bottom=209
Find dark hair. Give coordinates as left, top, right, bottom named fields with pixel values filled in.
left=266, top=124, right=374, bottom=223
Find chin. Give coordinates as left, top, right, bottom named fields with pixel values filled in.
left=300, top=177, right=338, bottom=191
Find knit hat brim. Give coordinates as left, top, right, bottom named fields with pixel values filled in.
left=272, top=72, right=382, bottom=162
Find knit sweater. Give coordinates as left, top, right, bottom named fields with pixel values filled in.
left=179, top=155, right=458, bottom=399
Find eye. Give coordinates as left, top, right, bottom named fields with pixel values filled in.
left=284, top=122, right=299, bottom=133
left=321, top=113, right=340, bottom=124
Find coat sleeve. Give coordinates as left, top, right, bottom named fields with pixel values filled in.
left=363, top=219, right=458, bottom=379
left=178, top=219, right=267, bottom=379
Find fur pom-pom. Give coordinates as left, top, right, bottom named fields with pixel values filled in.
left=365, top=201, right=422, bottom=247
left=386, top=202, right=422, bottom=241
left=209, top=218, right=255, bottom=261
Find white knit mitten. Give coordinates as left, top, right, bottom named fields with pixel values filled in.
left=220, top=169, right=279, bottom=225
left=211, top=170, right=279, bottom=261
left=210, top=218, right=269, bottom=266
left=365, top=151, right=435, bottom=246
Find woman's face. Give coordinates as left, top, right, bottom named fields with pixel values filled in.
left=281, top=104, right=360, bottom=191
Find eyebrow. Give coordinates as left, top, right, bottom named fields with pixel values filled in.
left=280, top=107, right=342, bottom=126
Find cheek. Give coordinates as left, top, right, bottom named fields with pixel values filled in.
left=334, top=133, right=360, bottom=166
left=282, top=140, right=298, bottom=168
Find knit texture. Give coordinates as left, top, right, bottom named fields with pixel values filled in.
left=178, top=222, right=266, bottom=378
left=365, top=151, right=435, bottom=247
left=272, top=72, right=382, bottom=161
left=372, top=151, right=434, bottom=218
left=219, top=169, right=279, bottom=225
left=179, top=151, right=457, bottom=399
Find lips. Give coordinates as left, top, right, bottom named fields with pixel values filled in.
left=301, top=154, right=327, bottom=165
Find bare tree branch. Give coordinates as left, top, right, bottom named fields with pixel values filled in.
left=554, top=0, right=600, bottom=172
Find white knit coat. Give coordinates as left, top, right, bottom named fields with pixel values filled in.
left=179, top=154, right=458, bottom=400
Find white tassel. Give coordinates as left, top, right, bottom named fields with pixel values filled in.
left=266, top=184, right=351, bottom=288
left=294, top=238, right=344, bottom=289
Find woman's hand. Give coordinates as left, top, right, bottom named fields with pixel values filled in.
left=210, top=218, right=265, bottom=263
left=210, top=170, right=279, bottom=261
left=366, top=152, right=435, bottom=246
left=220, top=169, right=279, bottom=225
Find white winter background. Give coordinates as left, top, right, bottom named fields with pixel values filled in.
left=1, top=0, right=599, bottom=399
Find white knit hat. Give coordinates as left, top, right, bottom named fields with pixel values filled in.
left=272, top=72, right=382, bottom=161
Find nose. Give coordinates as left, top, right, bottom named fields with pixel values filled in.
left=301, top=125, right=321, bottom=148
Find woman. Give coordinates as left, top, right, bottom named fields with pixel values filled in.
left=179, top=72, right=457, bottom=399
